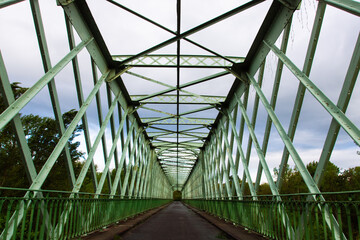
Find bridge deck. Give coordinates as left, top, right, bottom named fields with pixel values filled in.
left=83, top=202, right=266, bottom=240
left=122, top=202, right=229, bottom=240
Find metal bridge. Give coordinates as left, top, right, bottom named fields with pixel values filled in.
left=0, top=0, right=359, bottom=239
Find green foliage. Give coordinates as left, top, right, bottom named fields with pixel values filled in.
left=267, top=161, right=360, bottom=198
left=340, top=166, right=360, bottom=191
left=257, top=183, right=271, bottom=195
left=255, top=160, right=360, bottom=199
left=0, top=83, right=85, bottom=195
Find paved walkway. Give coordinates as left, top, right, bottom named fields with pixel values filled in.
left=121, top=201, right=232, bottom=240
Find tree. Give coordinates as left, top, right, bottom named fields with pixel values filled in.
left=271, top=160, right=360, bottom=200
left=272, top=161, right=343, bottom=195
left=257, top=183, right=271, bottom=195
left=340, top=167, right=360, bottom=191
left=0, top=83, right=84, bottom=195
left=273, top=164, right=306, bottom=194
left=0, top=82, right=27, bottom=113
left=308, top=161, right=342, bottom=192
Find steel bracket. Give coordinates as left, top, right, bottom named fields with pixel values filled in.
left=107, top=66, right=130, bottom=83
left=277, top=0, right=299, bottom=10
left=227, top=67, right=249, bottom=85
left=213, top=103, right=224, bottom=115
left=56, top=0, right=75, bottom=6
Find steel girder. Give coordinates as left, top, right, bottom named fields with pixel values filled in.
left=113, top=55, right=244, bottom=68
left=1, top=0, right=360, bottom=239
left=183, top=0, right=359, bottom=239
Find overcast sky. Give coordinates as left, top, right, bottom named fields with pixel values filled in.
left=0, top=0, right=359, bottom=183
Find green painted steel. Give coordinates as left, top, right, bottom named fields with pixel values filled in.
left=131, top=94, right=226, bottom=104
left=0, top=190, right=170, bottom=240
left=31, top=0, right=77, bottom=188
left=184, top=191, right=360, bottom=240
left=0, top=38, right=93, bottom=131
left=1, top=0, right=359, bottom=239
left=0, top=52, right=37, bottom=184
left=0, top=0, right=24, bottom=8
left=263, top=40, right=360, bottom=146
left=113, top=55, right=244, bottom=68
left=116, top=0, right=264, bottom=65
left=324, top=0, right=360, bottom=16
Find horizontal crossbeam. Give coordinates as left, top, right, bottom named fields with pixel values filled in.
left=113, top=54, right=244, bottom=68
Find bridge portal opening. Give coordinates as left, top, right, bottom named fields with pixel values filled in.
left=173, top=191, right=182, bottom=201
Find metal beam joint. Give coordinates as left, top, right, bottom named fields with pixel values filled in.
left=277, top=0, right=300, bottom=10
left=57, top=0, right=75, bottom=6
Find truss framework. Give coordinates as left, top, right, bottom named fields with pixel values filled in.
left=0, top=0, right=359, bottom=239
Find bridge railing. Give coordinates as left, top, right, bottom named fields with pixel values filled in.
left=0, top=187, right=171, bottom=240
left=184, top=191, right=360, bottom=240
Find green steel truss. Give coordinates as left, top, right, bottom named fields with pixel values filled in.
left=0, top=0, right=359, bottom=239
left=112, top=55, right=244, bottom=68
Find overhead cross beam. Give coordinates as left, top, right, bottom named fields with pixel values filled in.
left=110, top=0, right=265, bottom=65
left=113, top=55, right=244, bottom=68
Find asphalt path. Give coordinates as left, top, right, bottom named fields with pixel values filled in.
left=120, top=201, right=232, bottom=240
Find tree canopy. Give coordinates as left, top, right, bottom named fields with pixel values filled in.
left=0, top=83, right=85, bottom=195
left=256, top=161, right=360, bottom=198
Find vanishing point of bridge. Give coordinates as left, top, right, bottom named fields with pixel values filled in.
left=0, top=0, right=359, bottom=239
